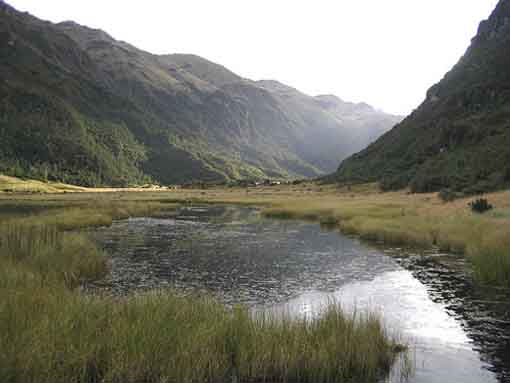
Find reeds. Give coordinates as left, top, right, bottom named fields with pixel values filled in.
left=0, top=219, right=401, bottom=383
left=0, top=224, right=107, bottom=288
left=262, top=190, right=510, bottom=287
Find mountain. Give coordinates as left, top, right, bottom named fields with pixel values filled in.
left=332, top=0, right=510, bottom=195
left=0, top=2, right=401, bottom=186
left=313, top=94, right=402, bottom=151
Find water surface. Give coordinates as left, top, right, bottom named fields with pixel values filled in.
left=90, top=206, right=510, bottom=383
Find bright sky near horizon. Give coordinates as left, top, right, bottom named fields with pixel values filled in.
left=7, top=0, right=500, bottom=116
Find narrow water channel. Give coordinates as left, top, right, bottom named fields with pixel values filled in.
left=89, top=206, right=510, bottom=383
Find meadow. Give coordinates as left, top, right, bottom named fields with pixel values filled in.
left=0, top=181, right=402, bottom=383
left=1, top=175, right=510, bottom=286
left=0, top=177, right=510, bottom=287
left=259, top=186, right=510, bottom=287
left=1, top=174, right=508, bottom=382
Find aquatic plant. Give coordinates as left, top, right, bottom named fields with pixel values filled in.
left=0, top=215, right=401, bottom=383
left=259, top=187, right=510, bottom=287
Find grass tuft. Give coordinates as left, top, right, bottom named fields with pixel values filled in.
left=0, top=204, right=402, bottom=383
left=260, top=189, right=510, bottom=287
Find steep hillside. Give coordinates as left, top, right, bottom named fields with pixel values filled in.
left=314, top=94, right=403, bottom=153
left=256, top=81, right=403, bottom=172
left=0, top=2, right=400, bottom=186
left=333, top=0, right=510, bottom=195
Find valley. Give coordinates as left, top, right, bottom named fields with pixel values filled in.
left=0, top=1, right=401, bottom=186
left=2, top=0, right=510, bottom=382
left=1, top=183, right=510, bottom=381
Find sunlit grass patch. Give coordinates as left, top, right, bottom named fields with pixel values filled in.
left=0, top=201, right=179, bottom=231
left=260, top=188, right=510, bottom=287
left=3, top=182, right=510, bottom=286
left=0, top=174, right=88, bottom=194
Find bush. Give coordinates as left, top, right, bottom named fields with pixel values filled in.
left=439, top=188, right=456, bottom=202
left=469, top=198, right=493, bottom=214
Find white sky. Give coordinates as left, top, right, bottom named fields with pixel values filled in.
left=7, top=0, right=499, bottom=116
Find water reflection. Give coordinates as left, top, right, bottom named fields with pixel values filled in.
left=89, top=206, right=508, bottom=383
left=278, top=271, right=495, bottom=383
left=393, top=253, right=510, bottom=383
left=90, top=206, right=399, bottom=304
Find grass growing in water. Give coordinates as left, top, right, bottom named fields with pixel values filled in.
left=0, top=217, right=401, bottom=382
left=0, top=224, right=107, bottom=288
left=260, top=189, right=510, bottom=287
left=2, top=179, right=510, bottom=285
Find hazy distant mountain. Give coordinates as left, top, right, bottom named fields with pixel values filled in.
left=332, top=0, right=510, bottom=195
left=313, top=94, right=403, bottom=151
left=0, top=1, right=401, bottom=186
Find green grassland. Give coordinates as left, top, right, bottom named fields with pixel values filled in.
left=2, top=176, right=509, bottom=382
left=0, top=186, right=403, bottom=383
left=1, top=177, right=510, bottom=286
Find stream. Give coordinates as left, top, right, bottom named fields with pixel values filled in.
left=89, top=205, right=510, bottom=383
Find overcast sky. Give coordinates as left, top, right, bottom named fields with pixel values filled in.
left=7, top=0, right=499, bottom=116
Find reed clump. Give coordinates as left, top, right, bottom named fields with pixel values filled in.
left=0, top=217, right=401, bottom=383
left=0, top=200, right=178, bottom=231
left=262, top=190, right=510, bottom=287
left=3, top=182, right=510, bottom=287
left=0, top=224, right=107, bottom=288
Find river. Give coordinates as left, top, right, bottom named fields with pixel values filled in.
left=89, top=205, right=510, bottom=383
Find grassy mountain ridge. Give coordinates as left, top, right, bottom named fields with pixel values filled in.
left=0, top=1, right=401, bottom=186
left=333, top=0, right=510, bottom=195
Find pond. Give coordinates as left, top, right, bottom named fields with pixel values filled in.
left=90, top=205, right=510, bottom=383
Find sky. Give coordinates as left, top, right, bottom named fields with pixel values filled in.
left=7, top=0, right=500, bottom=116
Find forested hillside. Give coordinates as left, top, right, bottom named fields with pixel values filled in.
left=0, top=2, right=401, bottom=186
left=333, top=0, right=510, bottom=195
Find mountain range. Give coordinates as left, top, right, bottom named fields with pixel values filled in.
left=333, top=0, right=510, bottom=195
left=0, top=1, right=401, bottom=186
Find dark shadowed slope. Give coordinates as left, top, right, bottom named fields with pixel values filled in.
left=0, top=2, right=401, bottom=186
left=333, top=0, right=510, bottom=195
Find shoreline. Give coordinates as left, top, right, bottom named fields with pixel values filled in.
left=0, top=186, right=406, bottom=383
left=1, top=177, right=509, bottom=287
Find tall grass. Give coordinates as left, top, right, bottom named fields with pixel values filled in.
left=1, top=290, right=397, bottom=383
left=0, top=219, right=401, bottom=383
left=0, top=201, right=178, bottom=231
left=0, top=224, right=107, bottom=288
left=467, top=226, right=510, bottom=286
left=262, top=191, right=510, bottom=287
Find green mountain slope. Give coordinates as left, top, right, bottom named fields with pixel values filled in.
left=333, top=0, right=510, bottom=195
left=0, top=2, right=401, bottom=186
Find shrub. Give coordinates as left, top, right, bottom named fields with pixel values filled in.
left=439, top=188, right=456, bottom=202
left=469, top=198, right=493, bottom=214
